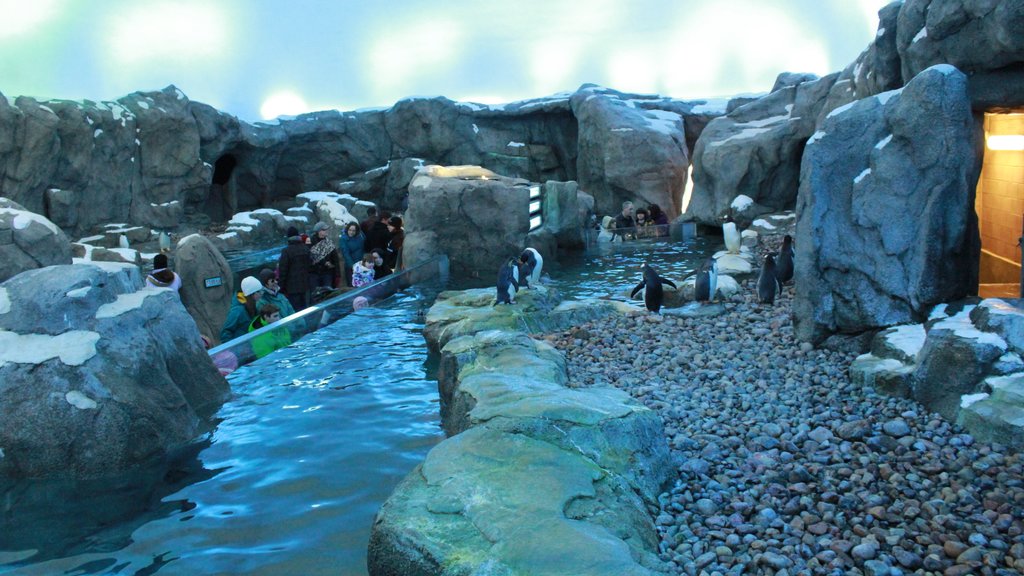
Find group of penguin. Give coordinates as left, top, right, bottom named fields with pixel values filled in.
left=495, top=247, right=543, bottom=305
left=630, top=233, right=796, bottom=313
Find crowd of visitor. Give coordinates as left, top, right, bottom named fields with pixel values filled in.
left=598, top=201, right=670, bottom=242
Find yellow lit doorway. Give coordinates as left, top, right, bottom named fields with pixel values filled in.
left=976, top=112, right=1024, bottom=299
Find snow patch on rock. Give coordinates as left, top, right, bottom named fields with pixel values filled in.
left=95, top=288, right=163, bottom=319
left=0, top=330, right=100, bottom=367
left=66, top=391, right=98, bottom=410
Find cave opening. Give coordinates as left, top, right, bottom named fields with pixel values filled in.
left=976, top=111, right=1024, bottom=298
left=206, top=154, right=238, bottom=222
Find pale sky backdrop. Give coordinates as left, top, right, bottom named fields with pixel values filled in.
left=0, top=0, right=892, bottom=122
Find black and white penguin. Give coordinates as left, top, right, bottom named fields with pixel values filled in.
left=495, top=257, right=520, bottom=305
left=775, top=234, right=794, bottom=284
left=757, top=254, right=782, bottom=304
left=630, top=263, right=677, bottom=313
left=518, top=247, right=543, bottom=288
left=693, top=258, right=719, bottom=302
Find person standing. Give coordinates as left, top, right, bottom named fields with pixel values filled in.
left=340, top=222, right=365, bottom=287
left=614, top=201, right=636, bottom=237
left=258, top=268, right=295, bottom=318
left=278, top=226, right=311, bottom=312
left=145, top=253, right=181, bottom=292
left=309, top=221, right=340, bottom=290
left=365, top=211, right=391, bottom=254
left=361, top=207, right=379, bottom=236
left=384, top=215, right=405, bottom=274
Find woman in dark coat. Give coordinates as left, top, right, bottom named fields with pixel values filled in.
left=278, top=226, right=312, bottom=312
left=340, top=222, right=365, bottom=287
left=384, top=215, right=405, bottom=274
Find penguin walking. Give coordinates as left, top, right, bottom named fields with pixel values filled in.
left=630, top=263, right=677, bottom=313
left=158, top=231, right=172, bottom=253
left=757, top=254, right=782, bottom=304
left=775, top=234, right=794, bottom=284
left=518, top=247, right=543, bottom=288
left=723, top=220, right=741, bottom=255
left=495, top=257, right=520, bottom=305
left=693, top=258, right=719, bottom=303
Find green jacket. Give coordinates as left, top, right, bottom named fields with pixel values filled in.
left=220, top=292, right=254, bottom=342
left=248, top=315, right=293, bottom=359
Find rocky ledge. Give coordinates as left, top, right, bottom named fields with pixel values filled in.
left=368, top=286, right=674, bottom=575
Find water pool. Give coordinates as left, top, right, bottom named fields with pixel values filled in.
left=0, top=235, right=715, bottom=575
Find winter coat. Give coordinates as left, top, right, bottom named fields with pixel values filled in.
left=248, top=314, right=292, bottom=359
left=366, top=221, right=390, bottom=253
left=278, top=237, right=311, bottom=296
left=385, top=229, right=405, bottom=272
left=352, top=261, right=375, bottom=287
left=220, top=292, right=256, bottom=342
left=310, top=235, right=340, bottom=276
left=340, top=231, right=365, bottom=268
left=145, top=268, right=181, bottom=292
left=261, top=288, right=296, bottom=318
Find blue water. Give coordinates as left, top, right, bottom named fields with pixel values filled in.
left=0, top=235, right=714, bottom=576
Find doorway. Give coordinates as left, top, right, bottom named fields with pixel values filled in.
left=976, top=112, right=1024, bottom=299
left=205, top=154, right=238, bottom=222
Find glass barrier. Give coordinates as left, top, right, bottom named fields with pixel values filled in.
left=209, top=255, right=450, bottom=370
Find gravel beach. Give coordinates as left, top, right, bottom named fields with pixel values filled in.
left=548, top=240, right=1024, bottom=576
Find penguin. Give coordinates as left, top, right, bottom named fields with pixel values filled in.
left=723, top=220, right=741, bottom=255
left=518, top=247, right=543, bottom=289
left=775, top=234, right=794, bottom=284
left=630, top=263, right=677, bottom=313
left=495, top=257, right=520, bottom=305
left=693, top=258, right=719, bottom=303
left=757, top=253, right=782, bottom=304
left=118, top=234, right=130, bottom=249
left=158, top=231, right=172, bottom=253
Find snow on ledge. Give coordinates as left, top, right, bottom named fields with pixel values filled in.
left=960, top=392, right=988, bottom=409
left=979, top=298, right=1024, bottom=317
left=0, top=330, right=101, bottom=367
left=928, top=64, right=958, bottom=76
left=807, top=130, right=827, bottom=145
left=875, top=135, right=893, bottom=150
left=66, top=391, right=98, bottom=410
left=934, top=307, right=1008, bottom=350
left=854, top=168, right=872, bottom=184
left=912, top=27, right=928, bottom=43
left=731, top=195, right=754, bottom=211
left=884, top=324, right=926, bottom=360
left=0, top=208, right=62, bottom=236
left=95, top=288, right=164, bottom=319
left=751, top=218, right=775, bottom=230
left=929, top=303, right=949, bottom=320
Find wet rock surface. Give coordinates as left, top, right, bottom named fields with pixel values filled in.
left=548, top=237, right=1024, bottom=575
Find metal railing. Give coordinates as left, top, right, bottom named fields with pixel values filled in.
left=209, top=255, right=449, bottom=369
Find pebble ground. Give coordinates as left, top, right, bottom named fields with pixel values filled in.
left=547, top=236, right=1024, bottom=576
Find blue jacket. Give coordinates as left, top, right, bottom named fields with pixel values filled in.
left=261, top=289, right=296, bottom=318
left=340, top=231, right=365, bottom=267
left=220, top=292, right=255, bottom=342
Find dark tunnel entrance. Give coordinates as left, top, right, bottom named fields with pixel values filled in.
left=206, top=154, right=237, bottom=222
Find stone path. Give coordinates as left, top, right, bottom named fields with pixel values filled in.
left=547, top=256, right=1024, bottom=575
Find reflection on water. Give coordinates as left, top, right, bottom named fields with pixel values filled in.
left=1, top=287, right=444, bottom=576
left=0, top=236, right=714, bottom=576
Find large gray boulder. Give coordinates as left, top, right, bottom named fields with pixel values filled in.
left=176, top=234, right=233, bottom=344
left=685, top=73, right=837, bottom=225
left=403, top=165, right=532, bottom=279
left=793, top=65, right=979, bottom=343
left=571, top=86, right=689, bottom=218
left=540, top=180, right=592, bottom=250
left=0, top=261, right=229, bottom=479
left=0, top=198, right=72, bottom=282
left=897, top=0, right=1024, bottom=108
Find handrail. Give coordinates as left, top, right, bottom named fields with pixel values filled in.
left=209, top=255, right=449, bottom=369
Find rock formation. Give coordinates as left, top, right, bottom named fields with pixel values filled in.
left=793, top=65, right=979, bottom=343
left=176, top=234, right=234, bottom=344
left=0, top=197, right=72, bottom=282
left=0, top=261, right=229, bottom=479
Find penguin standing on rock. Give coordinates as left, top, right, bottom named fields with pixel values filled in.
left=694, top=258, right=718, bottom=303
left=631, top=263, right=677, bottom=313
left=495, top=257, right=520, bottom=305
left=775, top=234, right=794, bottom=284
left=757, top=254, right=782, bottom=304
left=518, top=247, right=543, bottom=288
left=723, top=219, right=741, bottom=255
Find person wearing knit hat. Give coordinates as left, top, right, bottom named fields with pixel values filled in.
left=220, top=276, right=263, bottom=342
left=258, top=267, right=295, bottom=318
left=145, top=253, right=182, bottom=292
